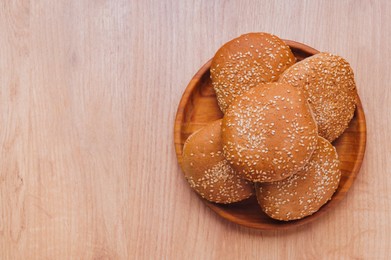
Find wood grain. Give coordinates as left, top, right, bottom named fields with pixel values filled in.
left=174, top=41, right=367, bottom=230
left=0, top=0, right=390, bottom=259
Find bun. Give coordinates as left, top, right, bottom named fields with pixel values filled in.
left=278, top=52, right=357, bottom=141
left=255, top=137, right=341, bottom=221
left=222, top=82, right=318, bottom=182
left=210, top=32, right=295, bottom=113
left=182, top=120, right=254, bottom=204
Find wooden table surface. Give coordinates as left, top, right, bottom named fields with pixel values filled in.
left=1, top=0, right=390, bottom=259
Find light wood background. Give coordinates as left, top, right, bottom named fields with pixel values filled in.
left=0, top=0, right=390, bottom=259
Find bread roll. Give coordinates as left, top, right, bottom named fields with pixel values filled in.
left=210, top=32, right=295, bottom=113
left=222, top=82, right=318, bottom=182
left=278, top=52, right=357, bottom=142
left=182, top=120, right=254, bottom=204
left=255, top=137, right=341, bottom=221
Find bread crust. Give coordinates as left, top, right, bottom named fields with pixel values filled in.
left=211, top=32, right=295, bottom=113
left=182, top=120, right=254, bottom=204
left=278, top=52, right=357, bottom=142
left=222, top=83, right=318, bottom=182
left=255, top=137, right=341, bottom=221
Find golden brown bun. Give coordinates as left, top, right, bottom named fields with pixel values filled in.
left=210, top=32, right=295, bottom=113
left=182, top=120, right=254, bottom=204
left=255, top=137, right=341, bottom=221
left=222, top=82, right=318, bottom=182
left=278, top=52, right=357, bottom=142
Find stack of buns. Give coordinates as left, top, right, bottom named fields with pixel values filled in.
left=182, top=32, right=357, bottom=221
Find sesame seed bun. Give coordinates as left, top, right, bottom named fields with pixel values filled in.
left=210, top=32, right=295, bottom=113
left=278, top=52, right=357, bottom=142
left=222, top=82, right=318, bottom=182
left=182, top=120, right=254, bottom=204
left=255, top=136, right=341, bottom=221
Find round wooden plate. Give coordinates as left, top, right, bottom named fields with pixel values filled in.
left=174, top=40, right=366, bottom=230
